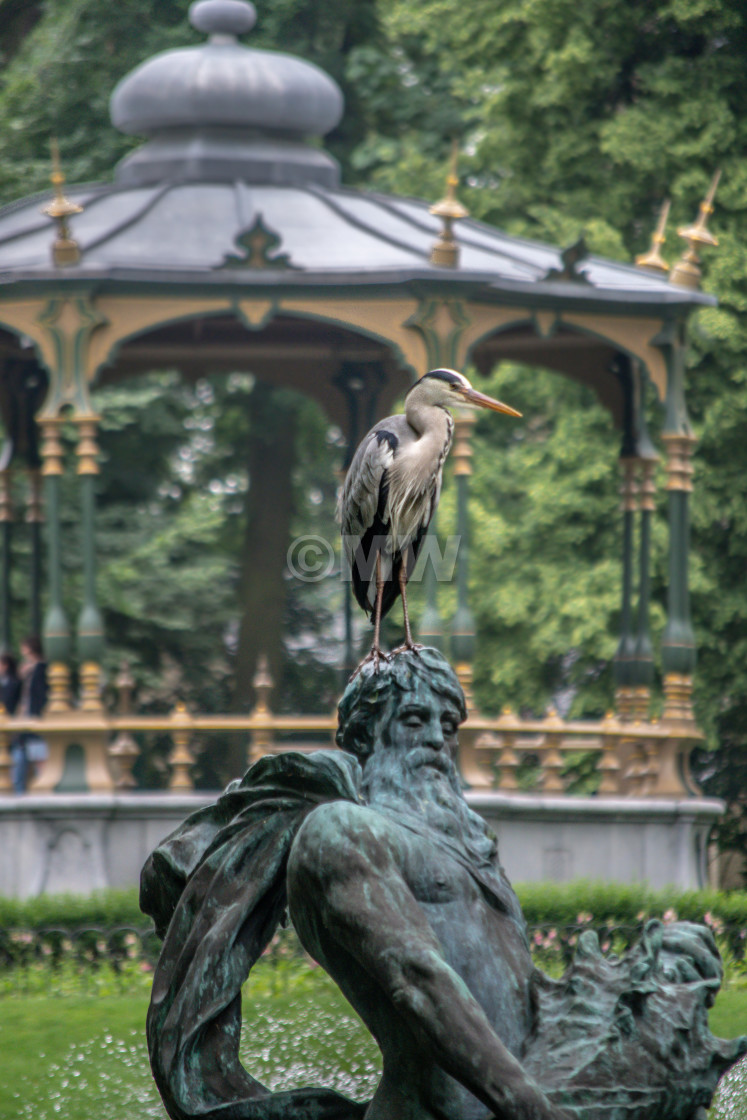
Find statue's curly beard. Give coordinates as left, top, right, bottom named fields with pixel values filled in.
left=361, top=743, right=497, bottom=866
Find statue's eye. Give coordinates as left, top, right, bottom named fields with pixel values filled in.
left=442, top=720, right=457, bottom=736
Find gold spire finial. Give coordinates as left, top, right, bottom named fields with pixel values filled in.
left=429, top=140, right=469, bottom=268
left=635, top=199, right=671, bottom=274
left=670, top=170, right=721, bottom=289
left=41, top=138, right=83, bottom=267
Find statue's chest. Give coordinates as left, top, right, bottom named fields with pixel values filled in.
left=400, top=837, right=478, bottom=906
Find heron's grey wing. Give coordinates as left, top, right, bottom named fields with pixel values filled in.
left=337, top=418, right=405, bottom=613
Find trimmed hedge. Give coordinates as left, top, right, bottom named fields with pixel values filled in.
left=515, top=881, right=747, bottom=930
left=1, top=882, right=746, bottom=932
left=0, top=888, right=143, bottom=929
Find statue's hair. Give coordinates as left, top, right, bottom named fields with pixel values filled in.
left=336, top=648, right=467, bottom=758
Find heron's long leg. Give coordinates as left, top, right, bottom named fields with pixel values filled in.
left=399, top=564, right=414, bottom=648
left=372, top=552, right=385, bottom=667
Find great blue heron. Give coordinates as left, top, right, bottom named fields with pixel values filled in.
left=338, top=368, right=521, bottom=669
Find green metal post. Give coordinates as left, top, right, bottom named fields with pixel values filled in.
left=0, top=471, right=12, bottom=653
left=76, top=417, right=104, bottom=711
left=613, top=458, right=637, bottom=718
left=632, top=458, right=656, bottom=716
left=40, top=418, right=72, bottom=711
left=28, top=470, right=43, bottom=638
left=659, top=325, right=697, bottom=720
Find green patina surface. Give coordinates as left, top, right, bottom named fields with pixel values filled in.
left=141, top=650, right=747, bottom=1120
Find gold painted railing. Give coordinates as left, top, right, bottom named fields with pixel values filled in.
left=0, top=662, right=703, bottom=798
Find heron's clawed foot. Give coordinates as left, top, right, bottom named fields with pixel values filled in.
left=348, top=646, right=392, bottom=681
left=390, top=641, right=424, bottom=658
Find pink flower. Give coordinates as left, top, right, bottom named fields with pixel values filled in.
left=662, top=908, right=678, bottom=924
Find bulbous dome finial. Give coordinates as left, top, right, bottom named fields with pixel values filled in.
left=189, top=0, right=256, bottom=38
left=109, top=0, right=343, bottom=187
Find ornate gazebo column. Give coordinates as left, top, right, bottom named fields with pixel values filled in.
left=658, top=323, right=697, bottom=721
left=75, top=415, right=104, bottom=711
left=0, top=468, right=12, bottom=653
left=26, top=469, right=43, bottom=637
left=39, top=417, right=72, bottom=711
left=613, top=456, right=638, bottom=720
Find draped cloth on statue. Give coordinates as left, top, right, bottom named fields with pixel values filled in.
left=140, top=750, right=369, bottom=1120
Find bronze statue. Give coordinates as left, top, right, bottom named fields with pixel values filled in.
left=141, top=649, right=746, bottom=1120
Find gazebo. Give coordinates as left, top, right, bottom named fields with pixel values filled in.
left=0, top=0, right=721, bottom=883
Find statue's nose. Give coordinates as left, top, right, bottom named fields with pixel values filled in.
left=424, top=717, right=446, bottom=750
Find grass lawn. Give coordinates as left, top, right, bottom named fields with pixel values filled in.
left=1, top=969, right=745, bottom=1120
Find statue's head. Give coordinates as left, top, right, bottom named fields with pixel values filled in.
left=336, top=647, right=467, bottom=760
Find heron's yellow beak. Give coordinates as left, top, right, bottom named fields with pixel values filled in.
left=459, top=387, right=522, bottom=417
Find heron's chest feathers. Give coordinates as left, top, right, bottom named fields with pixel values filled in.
left=386, top=409, right=453, bottom=546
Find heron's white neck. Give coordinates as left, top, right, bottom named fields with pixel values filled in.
left=405, top=392, right=453, bottom=445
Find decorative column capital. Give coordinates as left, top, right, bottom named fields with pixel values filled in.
left=452, top=409, right=476, bottom=477
left=74, top=414, right=101, bottom=476
left=39, top=418, right=66, bottom=476
left=662, top=433, right=697, bottom=492
left=619, top=457, right=638, bottom=512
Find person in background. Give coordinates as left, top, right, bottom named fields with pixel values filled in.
left=13, top=636, right=48, bottom=792
left=19, top=635, right=47, bottom=718
left=0, top=653, right=21, bottom=716
left=3, top=653, right=24, bottom=792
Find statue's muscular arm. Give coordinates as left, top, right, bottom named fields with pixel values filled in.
left=287, top=800, right=566, bottom=1120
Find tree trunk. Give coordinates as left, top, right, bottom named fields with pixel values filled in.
left=233, top=383, right=298, bottom=709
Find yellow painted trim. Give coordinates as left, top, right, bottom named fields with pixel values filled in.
left=454, top=306, right=534, bottom=369
left=88, top=296, right=234, bottom=381
left=561, top=313, right=668, bottom=399
left=279, top=297, right=427, bottom=377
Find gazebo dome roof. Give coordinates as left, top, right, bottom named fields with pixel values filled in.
left=109, top=0, right=344, bottom=188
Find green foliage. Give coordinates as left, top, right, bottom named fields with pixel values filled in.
left=4, top=882, right=747, bottom=934
left=515, top=880, right=747, bottom=930
left=0, top=887, right=141, bottom=928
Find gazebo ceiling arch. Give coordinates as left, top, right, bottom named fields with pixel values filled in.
left=0, top=0, right=715, bottom=784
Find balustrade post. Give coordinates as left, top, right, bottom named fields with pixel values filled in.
left=39, top=417, right=72, bottom=711
left=248, top=653, right=275, bottom=764
left=108, top=661, right=140, bottom=789
left=597, top=710, right=622, bottom=795
left=541, top=709, right=565, bottom=794
left=168, top=702, right=194, bottom=792
left=496, top=707, right=519, bottom=791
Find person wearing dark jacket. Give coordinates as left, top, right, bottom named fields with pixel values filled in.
left=12, top=636, right=48, bottom=792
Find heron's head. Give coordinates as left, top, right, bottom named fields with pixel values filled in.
left=409, top=368, right=521, bottom=417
